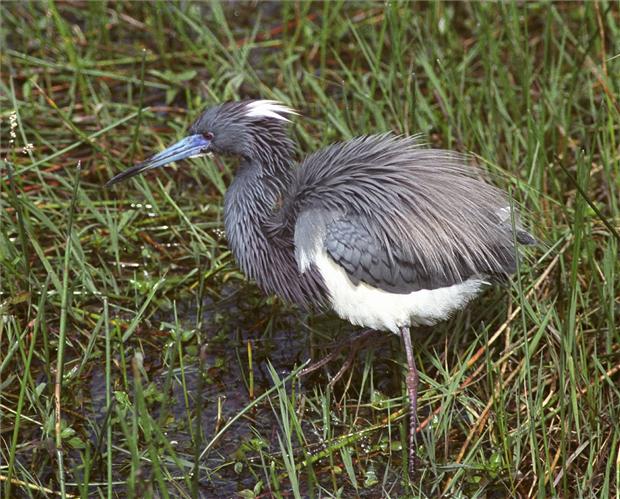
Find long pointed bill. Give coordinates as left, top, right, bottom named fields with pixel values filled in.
left=106, top=134, right=211, bottom=186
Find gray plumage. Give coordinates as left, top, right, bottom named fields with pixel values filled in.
left=280, top=134, right=533, bottom=295
left=210, top=104, right=533, bottom=312
left=107, top=99, right=535, bottom=474
left=109, top=100, right=534, bottom=311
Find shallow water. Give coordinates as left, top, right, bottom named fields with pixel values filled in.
left=81, top=279, right=406, bottom=496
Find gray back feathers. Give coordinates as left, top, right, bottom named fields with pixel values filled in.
left=275, top=134, right=533, bottom=292
left=192, top=100, right=533, bottom=303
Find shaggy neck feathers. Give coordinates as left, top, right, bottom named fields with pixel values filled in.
left=223, top=129, right=326, bottom=308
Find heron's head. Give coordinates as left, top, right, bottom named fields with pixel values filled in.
left=106, top=100, right=298, bottom=186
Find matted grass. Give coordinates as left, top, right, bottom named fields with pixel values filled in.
left=1, top=2, right=619, bottom=497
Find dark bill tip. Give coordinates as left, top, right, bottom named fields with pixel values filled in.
left=105, top=134, right=211, bottom=187
left=105, top=162, right=151, bottom=187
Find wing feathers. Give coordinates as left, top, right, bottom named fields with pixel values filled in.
left=282, top=134, right=533, bottom=289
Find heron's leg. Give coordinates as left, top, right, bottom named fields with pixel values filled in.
left=327, top=346, right=357, bottom=390
left=300, top=328, right=379, bottom=377
left=399, top=326, right=418, bottom=477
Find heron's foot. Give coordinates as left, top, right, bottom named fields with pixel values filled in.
left=299, top=328, right=382, bottom=385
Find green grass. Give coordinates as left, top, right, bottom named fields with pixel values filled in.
left=1, top=1, right=619, bottom=497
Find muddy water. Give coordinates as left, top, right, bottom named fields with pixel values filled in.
left=85, top=278, right=403, bottom=496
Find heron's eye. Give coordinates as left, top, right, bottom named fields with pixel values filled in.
left=203, top=131, right=214, bottom=141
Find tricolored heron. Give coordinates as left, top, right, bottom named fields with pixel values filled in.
left=107, top=100, right=535, bottom=474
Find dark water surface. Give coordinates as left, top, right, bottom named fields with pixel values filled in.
left=82, top=279, right=405, bottom=497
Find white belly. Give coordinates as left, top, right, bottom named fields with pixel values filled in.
left=314, top=251, right=487, bottom=333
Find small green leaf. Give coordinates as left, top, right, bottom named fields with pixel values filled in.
left=68, top=436, right=86, bottom=449
left=363, top=465, right=378, bottom=487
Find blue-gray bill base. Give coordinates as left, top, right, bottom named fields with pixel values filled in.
left=107, top=99, right=535, bottom=475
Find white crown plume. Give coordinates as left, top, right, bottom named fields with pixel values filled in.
left=245, top=100, right=299, bottom=122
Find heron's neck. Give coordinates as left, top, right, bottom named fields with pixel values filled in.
left=227, top=149, right=293, bottom=220
left=223, top=155, right=324, bottom=306
left=224, top=156, right=292, bottom=282
left=224, top=137, right=294, bottom=235
left=224, top=136, right=296, bottom=249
